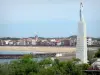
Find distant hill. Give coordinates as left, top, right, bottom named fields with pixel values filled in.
left=68, top=35, right=77, bottom=39
left=92, top=38, right=100, bottom=41
left=0, top=37, right=20, bottom=40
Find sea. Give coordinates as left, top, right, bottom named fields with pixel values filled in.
left=0, top=50, right=43, bottom=63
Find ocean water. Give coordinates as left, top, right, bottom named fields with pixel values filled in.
left=0, top=50, right=43, bottom=63
left=0, top=50, right=36, bottom=54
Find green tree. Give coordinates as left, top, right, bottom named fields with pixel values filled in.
left=8, top=54, right=40, bottom=75
left=94, top=48, right=100, bottom=58
left=0, top=54, right=90, bottom=75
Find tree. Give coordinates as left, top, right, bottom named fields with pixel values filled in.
left=94, top=48, right=100, bottom=58
left=0, top=54, right=90, bottom=75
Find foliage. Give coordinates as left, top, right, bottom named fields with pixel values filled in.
left=87, top=48, right=100, bottom=65
left=88, top=51, right=95, bottom=61
left=94, top=48, right=100, bottom=58
left=87, top=50, right=96, bottom=65
left=0, top=54, right=90, bottom=75
left=0, top=37, right=20, bottom=40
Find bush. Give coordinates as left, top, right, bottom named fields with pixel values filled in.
left=94, top=48, right=100, bottom=58
left=0, top=55, right=90, bottom=75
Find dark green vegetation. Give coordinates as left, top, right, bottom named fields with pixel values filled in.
left=0, top=37, right=20, bottom=40
left=0, top=48, right=100, bottom=75
left=94, top=48, right=100, bottom=58
left=0, top=55, right=90, bottom=75
left=88, top=48, right=100, bottom=64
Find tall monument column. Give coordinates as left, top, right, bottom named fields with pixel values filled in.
left=76, top=0, right=87, bottom=63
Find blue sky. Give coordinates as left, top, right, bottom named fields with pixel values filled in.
left=0, top=0, right=100, bottom=38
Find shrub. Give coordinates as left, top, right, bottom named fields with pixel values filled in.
left=94, top=48, right=100, bottom=58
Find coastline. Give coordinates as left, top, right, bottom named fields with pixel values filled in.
left=0, top=46, right=76, bottom=53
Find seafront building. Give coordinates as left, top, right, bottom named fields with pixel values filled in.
left=0, top=36, right=99, bottom=46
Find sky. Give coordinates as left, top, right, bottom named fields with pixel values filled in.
left=0, top=0, right=100, bottom=38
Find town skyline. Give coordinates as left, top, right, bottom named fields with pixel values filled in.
left=0, top=0, right=100, bottom=38
left=0, top=35, right=100, bottom=39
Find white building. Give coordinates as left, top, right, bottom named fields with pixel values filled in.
left=70, top=38, right=77, bottom=46
left=50, top=39, right=56, bottom=42
left=87, top=37, right=93, bottom=46
left=8, top=41, right=14, bottom=45
left=19, top=39, right=26, bottom=46
left=57, top=42, right=61, bottom=46
left=4, top=40, right=11, bottom=45
left=32, top=39, right=37, bottom=45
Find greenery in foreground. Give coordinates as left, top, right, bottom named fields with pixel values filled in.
left=94, top=48, right=100, bottom=58
left=0, top=55, right=90, bottom=75
left=88, top=48, right=100, bottom=64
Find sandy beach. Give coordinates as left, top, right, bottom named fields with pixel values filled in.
left=0, top=46, right=76, bottom=53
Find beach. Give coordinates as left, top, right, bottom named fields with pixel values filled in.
left=0, top=46, right=76, bottom=53
left=0, top=46, right=99, bottom=53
